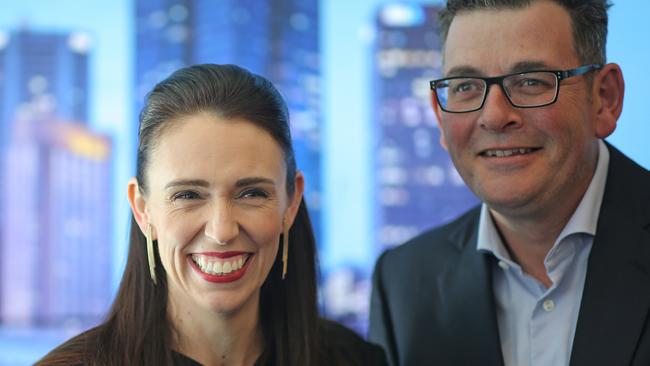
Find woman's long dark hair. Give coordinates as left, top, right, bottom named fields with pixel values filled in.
left=36, top=64, right=322, bottom=365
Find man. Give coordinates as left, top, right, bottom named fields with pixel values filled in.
left=368, top=1, right=650, bottom=365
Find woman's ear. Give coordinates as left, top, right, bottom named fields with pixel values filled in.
left=284, top=171, right=305, bottom=228
left=591, top=63, right=624, bottom=138
left=127, top=177, right=150, bottom=236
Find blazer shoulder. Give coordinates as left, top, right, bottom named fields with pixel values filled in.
left=604, top=142, right=650, bottom=223
left=378, top=205, right=481, bottom=266
left=606, top=142, right=650, bottom=186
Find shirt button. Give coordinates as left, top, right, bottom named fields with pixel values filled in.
left=498, top=260, right=509, bottom=270
left=543, top=299, right=555, bottom=312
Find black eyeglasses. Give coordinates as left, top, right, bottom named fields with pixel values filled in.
left=430, top=64, right=602, bottom=113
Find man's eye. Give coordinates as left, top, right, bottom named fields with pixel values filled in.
left=514, top=77, right=553, bottom=90
left=172, top=191, right=200, bottom=201
left=454, top=83, right=474, bottom=93
left=450, top=80, right=482, bottom=94
left=520, top=78, right=543, bottom=87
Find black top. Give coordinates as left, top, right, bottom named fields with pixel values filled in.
left=37, top=318, right=386, bottom=366
left=172, top=320, right=387, bottom=366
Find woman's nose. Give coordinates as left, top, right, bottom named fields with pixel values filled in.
left=204, top=203, right=239, bottom=245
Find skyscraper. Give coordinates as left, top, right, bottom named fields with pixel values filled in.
left=372, top=4, right=478, bottom=251
left=0, top=30, right=90, bottom=146
left=322, top=4, right=479, bottom=334
left=134, top=0, right=193, bottom=129
left=134, top=0, right=322, bottom=245
left=0, top=30, right=103, bottom=326
left=266, top=0, right=321, bottom=242
left=1, top=115, right=112, bottom=326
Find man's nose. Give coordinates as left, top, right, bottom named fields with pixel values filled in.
left=478, top=84, right=523, bottom=132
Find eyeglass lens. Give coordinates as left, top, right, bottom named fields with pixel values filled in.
left=436, top=71, right=558, bottom=112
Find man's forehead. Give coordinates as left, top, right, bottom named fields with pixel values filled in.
left=441, top=1, right=576, bottom=75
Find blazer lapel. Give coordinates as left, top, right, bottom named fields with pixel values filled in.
left=434, top=222, right=504, bottom=365
left=570, top=146, right=650, bottom=366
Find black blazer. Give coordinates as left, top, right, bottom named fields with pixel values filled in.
left=369, top=143, right=650, bottom=366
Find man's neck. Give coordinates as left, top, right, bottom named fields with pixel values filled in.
left=490, top=205, right=577, bottom=288
left=486, top=142, right=602, bottom=288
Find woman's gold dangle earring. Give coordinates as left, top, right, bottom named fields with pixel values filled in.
left=282, top=221, right=289, bottom=280
left=147, top=224, right=157, bottom=285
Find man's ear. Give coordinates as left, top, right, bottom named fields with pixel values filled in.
left=127, top=177, right=150, bottom=236
left=284, top=171, right=305, bottom=228
left=431, top=92, right=449, bottom=150
left=591, top=63, right=624, bottom=138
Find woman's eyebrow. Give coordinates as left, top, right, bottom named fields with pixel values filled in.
left=164, top=179, right=210, bottom=190
left=235, top=177, right=276, bottom=188
left=164, top=177, right=276, bottom=190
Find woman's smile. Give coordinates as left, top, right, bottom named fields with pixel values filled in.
left=189, top=252, right=254, bottom=283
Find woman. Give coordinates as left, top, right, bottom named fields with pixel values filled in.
left=36, top=64, right=386, bottom=365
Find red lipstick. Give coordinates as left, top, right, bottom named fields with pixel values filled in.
left=188, top=252, right=253, bottom=283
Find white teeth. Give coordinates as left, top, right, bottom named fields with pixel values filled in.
left=192, top=254, right=248, bottom=276
left=484, top=148, right=534, bottom=157
left=223, top=262, right=232, bottom=274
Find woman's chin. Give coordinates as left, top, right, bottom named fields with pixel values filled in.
left=199, top=289, right=260, bottom=317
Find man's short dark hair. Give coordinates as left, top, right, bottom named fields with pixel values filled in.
left=439, top=0, right=613, bottom=65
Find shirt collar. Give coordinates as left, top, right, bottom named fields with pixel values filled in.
left=477, top=139, right=610, bottom=257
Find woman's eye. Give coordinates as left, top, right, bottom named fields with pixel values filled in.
left=172, top=191, right=200, bottom=201
left=238, top=189, right=269, bottom=200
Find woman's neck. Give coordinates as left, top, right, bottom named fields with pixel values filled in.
left=167, top=289, right=263, bottom=366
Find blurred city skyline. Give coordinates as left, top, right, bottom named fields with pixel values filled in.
left=2, top=0, right=649, bottom=277
left=1, top=1, right=649, bottom=365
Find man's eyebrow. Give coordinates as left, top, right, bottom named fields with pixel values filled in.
left=510, top=61, right=552, bottom=73
left=444, top=66, right=482, bottom=78
left=444, top=61, right=554, bottom=78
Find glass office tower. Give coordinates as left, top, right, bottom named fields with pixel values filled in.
left=372, top=4, right=478, bottom=252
